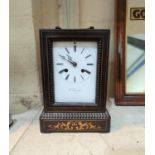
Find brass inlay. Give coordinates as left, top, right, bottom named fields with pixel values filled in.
left=48, top=121, right=101, bottom=131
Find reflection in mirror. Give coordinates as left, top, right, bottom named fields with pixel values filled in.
left=126, top=0, right=145, bottom=94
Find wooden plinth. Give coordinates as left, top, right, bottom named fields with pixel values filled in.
left=40, top=110, right=110, bottom=133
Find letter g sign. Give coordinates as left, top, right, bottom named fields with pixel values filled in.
left=130, top=8, right=145, bottom=20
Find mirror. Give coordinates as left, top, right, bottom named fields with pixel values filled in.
left=115, top=0, right=145, bottom=105
left=126, top=0, right=145, bottom=94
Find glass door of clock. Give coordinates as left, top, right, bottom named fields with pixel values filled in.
left=53, top=41, right=98, bottom=106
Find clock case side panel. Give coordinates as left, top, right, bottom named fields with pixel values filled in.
left=40, top=29, right=110, bottom=112
left=40, top=30, right=51, bottom=108
left=114, top=0, right=145, bottom=105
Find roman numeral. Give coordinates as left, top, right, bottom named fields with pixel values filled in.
left=81, top=75, right=84, bottom=80
left=65, top=74, right=70, bottom=80
left=74, top=42, right=76, bottom=52
left=81, top=48, right=85, bottom=54
left=65, top=48, right=70, bottom=54
left=85, top=54, right=91, bottom=59
left=87, top=63, right=94, bottom=66
left=56, top=63, right=63, bottom=66
left=74, top=76, right=76, bottom=83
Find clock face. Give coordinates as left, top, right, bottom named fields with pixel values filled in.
left=53, top=41, right=97, bottom=105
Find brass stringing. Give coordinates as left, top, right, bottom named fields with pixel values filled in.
left=48, top=121, right=101, bottom=131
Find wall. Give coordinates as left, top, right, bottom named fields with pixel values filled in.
left=10, top=0, right=115, bottom=113
left=40, top=0, right=59, bottom=28
left=10, top=0, right=41, bottom=113
left=79, top=0, right=115, bottom=97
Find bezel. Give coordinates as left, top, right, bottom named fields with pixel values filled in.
left=40, top=29, right=110, bottom=112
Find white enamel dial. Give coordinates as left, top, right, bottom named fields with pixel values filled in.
left=53, top=41, right=97, bottom=105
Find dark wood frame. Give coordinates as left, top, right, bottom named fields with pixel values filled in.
left=115, top=0, right=145, bottom=106
left=40, top=29, right=110, bottom=112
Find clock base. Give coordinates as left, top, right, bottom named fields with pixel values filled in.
left=40, top=110, right=110, bottom=133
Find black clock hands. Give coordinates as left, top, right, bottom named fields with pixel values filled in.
left=66, top=54, right=72, bottom=61
left=59, top=54, right=77, bottom=67
left=66, top=54, right=78, bottom=66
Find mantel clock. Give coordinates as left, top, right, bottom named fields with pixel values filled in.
left=39, top=28, right=111, bottom=132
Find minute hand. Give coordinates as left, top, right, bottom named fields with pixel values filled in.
left=66, top=59, right=77, bottom=67
left=59, top=55, right=77, bottom=67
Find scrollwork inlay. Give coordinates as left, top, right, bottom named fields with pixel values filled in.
left=48, top=121, right=101, bottom=131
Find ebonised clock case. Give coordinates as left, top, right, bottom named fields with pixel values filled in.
left=39, top=28, right=111, bottom=132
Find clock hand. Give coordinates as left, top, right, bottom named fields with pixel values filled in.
left=66, top=54, right=72, bottom=61
left=59, top=55, right=67, bottom=60
left=67, top=59, right=77, bottom=67
left=59, top=55, right=77, bottom=67
left=66, top=54, right=78, bottom=67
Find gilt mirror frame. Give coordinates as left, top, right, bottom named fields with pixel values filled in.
left=115, top=0, right=145, bottom=106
